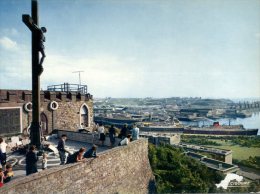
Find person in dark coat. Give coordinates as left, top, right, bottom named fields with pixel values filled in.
left=26, top=145, right=38, bottom=176
left=57, top=134, right=69, bottom=165
left=66, top=147, right=86, bottom=164
left=109, top=125, right=116, bottom=147
left=119, top=124, right=129, bottom=139
left=84, top=145, right=98, bottom=158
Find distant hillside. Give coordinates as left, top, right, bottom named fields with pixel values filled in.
left=94, top=97, right=234, bottom=108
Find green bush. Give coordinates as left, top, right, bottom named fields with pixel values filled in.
left=234, top=156, right=260, bottom=170
left=231, top=136, right=260, bottom=148
left=148, top=144, right=224, bottom=193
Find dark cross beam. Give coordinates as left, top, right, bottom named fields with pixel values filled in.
left=22, top=0, right=42, bottom=148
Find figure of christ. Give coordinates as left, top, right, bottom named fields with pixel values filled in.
left=33, top=25, right=47, bottom=75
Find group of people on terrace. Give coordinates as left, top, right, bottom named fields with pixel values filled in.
left=57, top=134, right=98, bottom=165
left=0, top=122, right=140, bottom=187
left=97, top=122, right=140, bottom=147
left=58, top=122, right=140, bottom=165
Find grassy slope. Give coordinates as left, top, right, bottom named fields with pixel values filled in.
left=206, top=140, right=260, bottom=161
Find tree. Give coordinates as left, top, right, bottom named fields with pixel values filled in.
left=148, top=144, right=224, bottom=193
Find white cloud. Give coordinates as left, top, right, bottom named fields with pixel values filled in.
left=2, top=28, right=18, bottom=36
left=0, top=36, right=18, bottom=50
left=0, top=40, right=30, bottom=89
left=40, top=53, right=142, bottom=97
left=1, top=48, right=260, bottom=98
left=255, top=32, right=260, bottom=39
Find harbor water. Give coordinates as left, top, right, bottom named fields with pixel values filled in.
left=181, top=112, right=260, bottom=135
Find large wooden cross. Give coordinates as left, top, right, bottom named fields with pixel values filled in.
left=22, top=0, right=45, bottom=148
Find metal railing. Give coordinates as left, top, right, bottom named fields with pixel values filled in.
left=47, top=83, right=88, bottom=94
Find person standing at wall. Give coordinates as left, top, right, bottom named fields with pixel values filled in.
left=26, top=145, right=38, bottom=176
left=109, top=125, right=116, bottom=147
left=98, top=123, right=106, bottom=146
left=57, top=134, right=70, bottom=165
left=94, top=122, right=99, bottom=132
left=119, top=124, right=129, bottom=139
left=131, top=124, right=139, bottom=141
left=0, top=137, right=8, bottom=170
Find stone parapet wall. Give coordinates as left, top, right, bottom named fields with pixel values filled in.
left=0, top=90, right=93, bottom=103
left=0, top=139, right=155, bottom=194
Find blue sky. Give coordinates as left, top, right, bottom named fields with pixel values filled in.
left=0, top=0, right=259, bottom=98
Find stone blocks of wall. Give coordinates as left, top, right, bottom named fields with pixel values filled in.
left=0, top=90, right=94, bottom=134
left=0, top=139, right=155, bottom=194
left=55, top=101, right=94, bottom=132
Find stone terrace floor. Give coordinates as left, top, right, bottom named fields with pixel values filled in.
left=3, top=138, right=110, bottom=181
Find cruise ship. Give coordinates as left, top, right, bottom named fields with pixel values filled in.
left=183, top=122, right=258, bottom=136
left=139, top=122, right=258, bottom=136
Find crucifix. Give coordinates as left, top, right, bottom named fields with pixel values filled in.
left=22, top=0, right=46, bottom=148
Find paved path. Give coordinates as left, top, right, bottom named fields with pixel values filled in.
left=4, top=139, right=110, bottom=180
left=237, top=165, right=260, bottom=181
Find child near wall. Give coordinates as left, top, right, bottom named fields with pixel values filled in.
left=0, top=168, right=4, bottom=187
left=42, top=153, right=48, bottom=170
left=3, top=164, right=14, bottom=183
